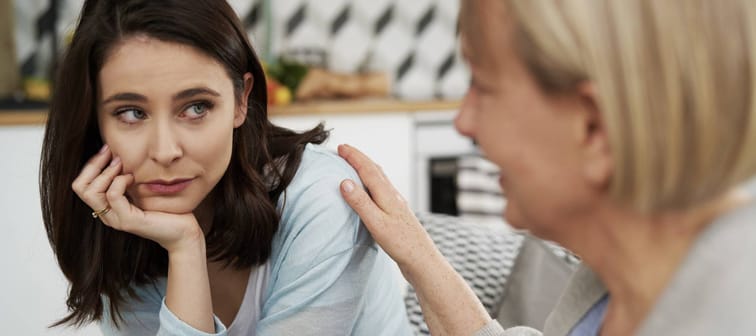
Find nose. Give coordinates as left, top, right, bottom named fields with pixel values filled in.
left=455, top=90, right=476, bottom=138
left=148, top=121, right=183, bottom=166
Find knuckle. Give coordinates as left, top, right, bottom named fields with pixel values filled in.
left=107, top=163, right=120, bottom=174
left=377, top=214, right=391, bottom=229
left=354, top=194, right=368, bottom=207
left=103, top=166, right=115, bottom=176
left=105, top=189, right=119, bottom=201
left=109, top=176, right=120, bottom=186
left=71, top=180, right=83, bottom=193
left=351, top=192, right=370, bottom=209
left=366, top=164, right=382, bottom=178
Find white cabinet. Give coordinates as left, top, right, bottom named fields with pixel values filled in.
left=412, top=111, right=477, bottom=213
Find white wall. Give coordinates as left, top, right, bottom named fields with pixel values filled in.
left=271, top=112, right=415, bottom=206
left=0, top=125, right=101, bottom=336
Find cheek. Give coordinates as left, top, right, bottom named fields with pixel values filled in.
left=189, top=125, right=235, bottom=168
left=101, top=133, right=147, bottom=173
left=476, top=118, right=524, bottom=176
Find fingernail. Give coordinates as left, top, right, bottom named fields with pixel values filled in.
left=342, top=180, right=355, bottom=193
left=99, top=144, right=109, bottom=154
left=110, top=156, right=121, bottom=167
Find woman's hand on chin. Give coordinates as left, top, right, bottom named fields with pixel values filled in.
left=72, top=144, right=204, bottom=254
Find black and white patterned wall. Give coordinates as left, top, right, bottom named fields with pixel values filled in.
left=13, top=0, right=83, bottom=80
left=13, top=0, right=469, bottom=100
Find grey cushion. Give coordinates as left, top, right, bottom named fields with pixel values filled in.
left=404, top=213, right=578, bottom=335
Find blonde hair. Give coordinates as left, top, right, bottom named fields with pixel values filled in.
left=505, top=0, right=756, bottom=213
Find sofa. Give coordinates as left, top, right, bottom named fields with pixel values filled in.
left=404, top=212, right=579, bottom=335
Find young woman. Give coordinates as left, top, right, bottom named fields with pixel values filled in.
left=338, top=0, right=756, bottom=335
left=39, top=0, right=410, bottom=335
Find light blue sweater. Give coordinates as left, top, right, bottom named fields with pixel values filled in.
left=100, top=144, right=412, bottom=335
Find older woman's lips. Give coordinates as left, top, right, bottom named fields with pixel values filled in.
left=143, top=178, right=194, bottom=194
left=498, top=175, right=507, bottom=197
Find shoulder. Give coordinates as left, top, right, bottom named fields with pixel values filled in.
left=680, top=200, right=756, bottom=293
left=283, top=143, right=360, bottom=194
left=638, top=201, right=756, bottom=335
left=270, top=144, right=369, bottom=263
left=276, top=143, right=362, bottom=226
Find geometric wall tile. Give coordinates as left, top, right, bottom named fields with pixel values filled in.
left=15, top=0, right=470, bottom=100
left=395, top=0, right=435, bottom=28
left=417, top=22, right=456, bottom=70
left=395, top=66, right=436, bottom=100
left=368, top=23, right=414, bottom=72
left=329, top=22, right=372, bottom=73
left=352, top=0, right=394, bottom=26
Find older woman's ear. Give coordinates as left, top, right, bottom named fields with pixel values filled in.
left=235, top=72, right=253, bottom=128
left=577, top=82, right=613, bottom=190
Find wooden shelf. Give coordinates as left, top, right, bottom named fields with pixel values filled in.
left=0, top=111, right=48, bottom=126
left=269, top=98, right=460, bottom=116
left=0, top=99, right=461, bottom=126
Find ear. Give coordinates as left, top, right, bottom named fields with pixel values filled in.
left=577, top=82, right=613, bottom=189
left=234, top=72, right=254, bottom=128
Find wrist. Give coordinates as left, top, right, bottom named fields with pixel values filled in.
left=165, top=226, right=206, bottom=257
left=399, top=246, right=447, bottom=286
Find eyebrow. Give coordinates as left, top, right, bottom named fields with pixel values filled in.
left=101, top=87, right=221, bottom=105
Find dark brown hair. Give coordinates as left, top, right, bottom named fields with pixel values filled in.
left=39, top=0, right=327, bottom=327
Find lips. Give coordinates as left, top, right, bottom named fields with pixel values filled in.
left=498, top=175, right=507, bottom=197
left=142, top=178, right=194, bottom=194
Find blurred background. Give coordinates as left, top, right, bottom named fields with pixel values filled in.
left=0, top=0, right=509, bottom=335
left=2, top=0, right=471, bottom=103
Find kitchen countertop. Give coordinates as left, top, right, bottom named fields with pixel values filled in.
left=0, top=99, right=461, bottom=126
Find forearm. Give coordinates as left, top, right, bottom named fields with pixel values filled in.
left=404, top=250, right=491, bottom=336
left=165, top=239, right=214, bottom=333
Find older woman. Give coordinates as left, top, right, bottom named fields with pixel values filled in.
left=338, top=0, right=756, bottom=335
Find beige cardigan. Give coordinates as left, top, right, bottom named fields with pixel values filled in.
left=476, top=200, right=756, bottom=336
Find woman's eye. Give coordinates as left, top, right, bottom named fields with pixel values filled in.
left=183, top=102, right=211, bottom=120
left=115, top=108, right=147, bottom=124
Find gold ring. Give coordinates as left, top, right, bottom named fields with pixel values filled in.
left=92, top=206, right=111, bottom=218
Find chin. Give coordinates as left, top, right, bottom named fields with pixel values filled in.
left=503, top=204, right=528, bottom=231
left=505, top=205, right=560, bottom=242
left=132, top=197, right=201, bottom=214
